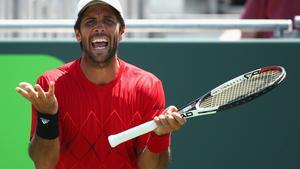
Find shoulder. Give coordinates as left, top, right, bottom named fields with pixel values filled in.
left=121, top=61, right=166, bottom=113
left=37, top=59, right=78, bottom=85
left=122, top=60, right=162, bottom=87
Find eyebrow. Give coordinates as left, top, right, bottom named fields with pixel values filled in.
left=83, top=14, right=116, bottom=20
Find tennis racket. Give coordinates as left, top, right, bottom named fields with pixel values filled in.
left=108, top=66, right=286, bottom=148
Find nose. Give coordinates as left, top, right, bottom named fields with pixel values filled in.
left=94, top=21, right=105, bottom=33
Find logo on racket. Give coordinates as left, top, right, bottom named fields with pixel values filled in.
left=244, top=70, right=260, bottom=79
left=181, top=112, right=194, bottom=118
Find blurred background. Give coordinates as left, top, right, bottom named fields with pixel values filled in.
left=1, top=0, right=300, bottom=169
left=0, top=0, right=257, bottom=40
left=1, top=0, right=299, bottom=40
left=0, top=0, right=245, bottom=19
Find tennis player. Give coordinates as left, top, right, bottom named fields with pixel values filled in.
left=15, top=0, right=186, bottom=169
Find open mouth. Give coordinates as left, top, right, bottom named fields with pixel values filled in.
left=92, top=38, right=108, bottom=50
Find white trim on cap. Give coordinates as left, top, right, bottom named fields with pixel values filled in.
left=77, top=0, right=124, bottom=20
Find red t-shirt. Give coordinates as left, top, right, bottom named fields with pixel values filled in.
left=30, top=58, right=167, bottom=169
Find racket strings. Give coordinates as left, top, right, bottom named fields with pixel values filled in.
left=199, top=70, right=282, bottom=108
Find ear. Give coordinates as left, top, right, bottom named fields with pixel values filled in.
left=119, top=25, right=126, bottom=40
left=75, top=29, right=81, bottom=42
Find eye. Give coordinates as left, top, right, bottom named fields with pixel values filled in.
left=84, top=19, right=96, bottom=27
left=104, top=18, right=116, bottom=26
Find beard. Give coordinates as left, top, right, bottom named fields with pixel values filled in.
left=86, top=43, right=117, bottom=63
left=81, top=36, right=120, bottom=67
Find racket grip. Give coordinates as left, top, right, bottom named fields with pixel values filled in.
left=108, top=120, right=158, bottom=148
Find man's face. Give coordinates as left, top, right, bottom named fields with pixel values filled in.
left=75, top=4, right=124, bottom=65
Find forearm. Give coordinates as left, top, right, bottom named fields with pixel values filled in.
left=29, top=135, right=60, bottom=169
left=138, top=147, right=170, bottom=169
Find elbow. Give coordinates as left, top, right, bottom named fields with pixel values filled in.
left=138, top=163, right=158, bottom=169
left=29, top=146, right=59, bottom=169
left=138, top=149, right=171, bottom=169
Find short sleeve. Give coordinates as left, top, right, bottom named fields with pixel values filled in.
left=136, top=80, right=166, bottom=149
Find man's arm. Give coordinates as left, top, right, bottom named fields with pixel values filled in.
left=29, top=136, right=60, bottom=169
left=138, top=147, right=170, bottom=169
left=137, top=106, right=186, bottom=169
left=16, top=81, right=59, bottom=169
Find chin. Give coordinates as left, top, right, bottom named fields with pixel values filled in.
left=93, top=54, right=115, bottom=64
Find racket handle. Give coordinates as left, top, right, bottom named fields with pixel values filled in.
left=108, top=120, right=158, bottom=147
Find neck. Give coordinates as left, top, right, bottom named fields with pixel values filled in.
left=80, top=55, right=120, bottom=85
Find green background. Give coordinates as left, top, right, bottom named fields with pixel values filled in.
left=0, top=55, right=64, bottom=168
left=0, top=40, right=299, bottom=169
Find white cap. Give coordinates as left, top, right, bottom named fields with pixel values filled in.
left=76, top=0, right=124, bottom=25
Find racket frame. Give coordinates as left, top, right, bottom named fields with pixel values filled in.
left=108, top=66, right=286, bottom=148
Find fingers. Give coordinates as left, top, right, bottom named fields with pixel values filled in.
left=164, top=105, right=186, bottom=128
left=16, top=81, right=58, bottom=114
left=19, top=82, right=33, bottom=89
left=165, top=105, right=178, bottom=113
left=20, top=82, right=35, bottom=93
left=16, top=86, right=30, bottom=100
left=153, top=105, right=186, bottom=135
left=16, top=81, right=50, bottom=101
left=165, top=113, right=183, bottom=130
left=48, top=81, right=55, bottom=96
left=16, top=82, right=37, bottom=101
left=173, top=112, right=187, bottom=125
left=35, top=84, right=46, bottom=99
left=165, top=114, right=180, bottom=130
left=164, top=106, right=185, bottom=127
left=154, top=114, right=171, bottom=130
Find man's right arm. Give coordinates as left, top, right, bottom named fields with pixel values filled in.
left=29, top=136, right=60, bottom=169
left=16, top=81, right=59, bottom=169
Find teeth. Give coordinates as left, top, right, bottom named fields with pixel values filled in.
left=96, top=46, right=106, bottom=50
left=92, top=38, right=108, bottom=43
